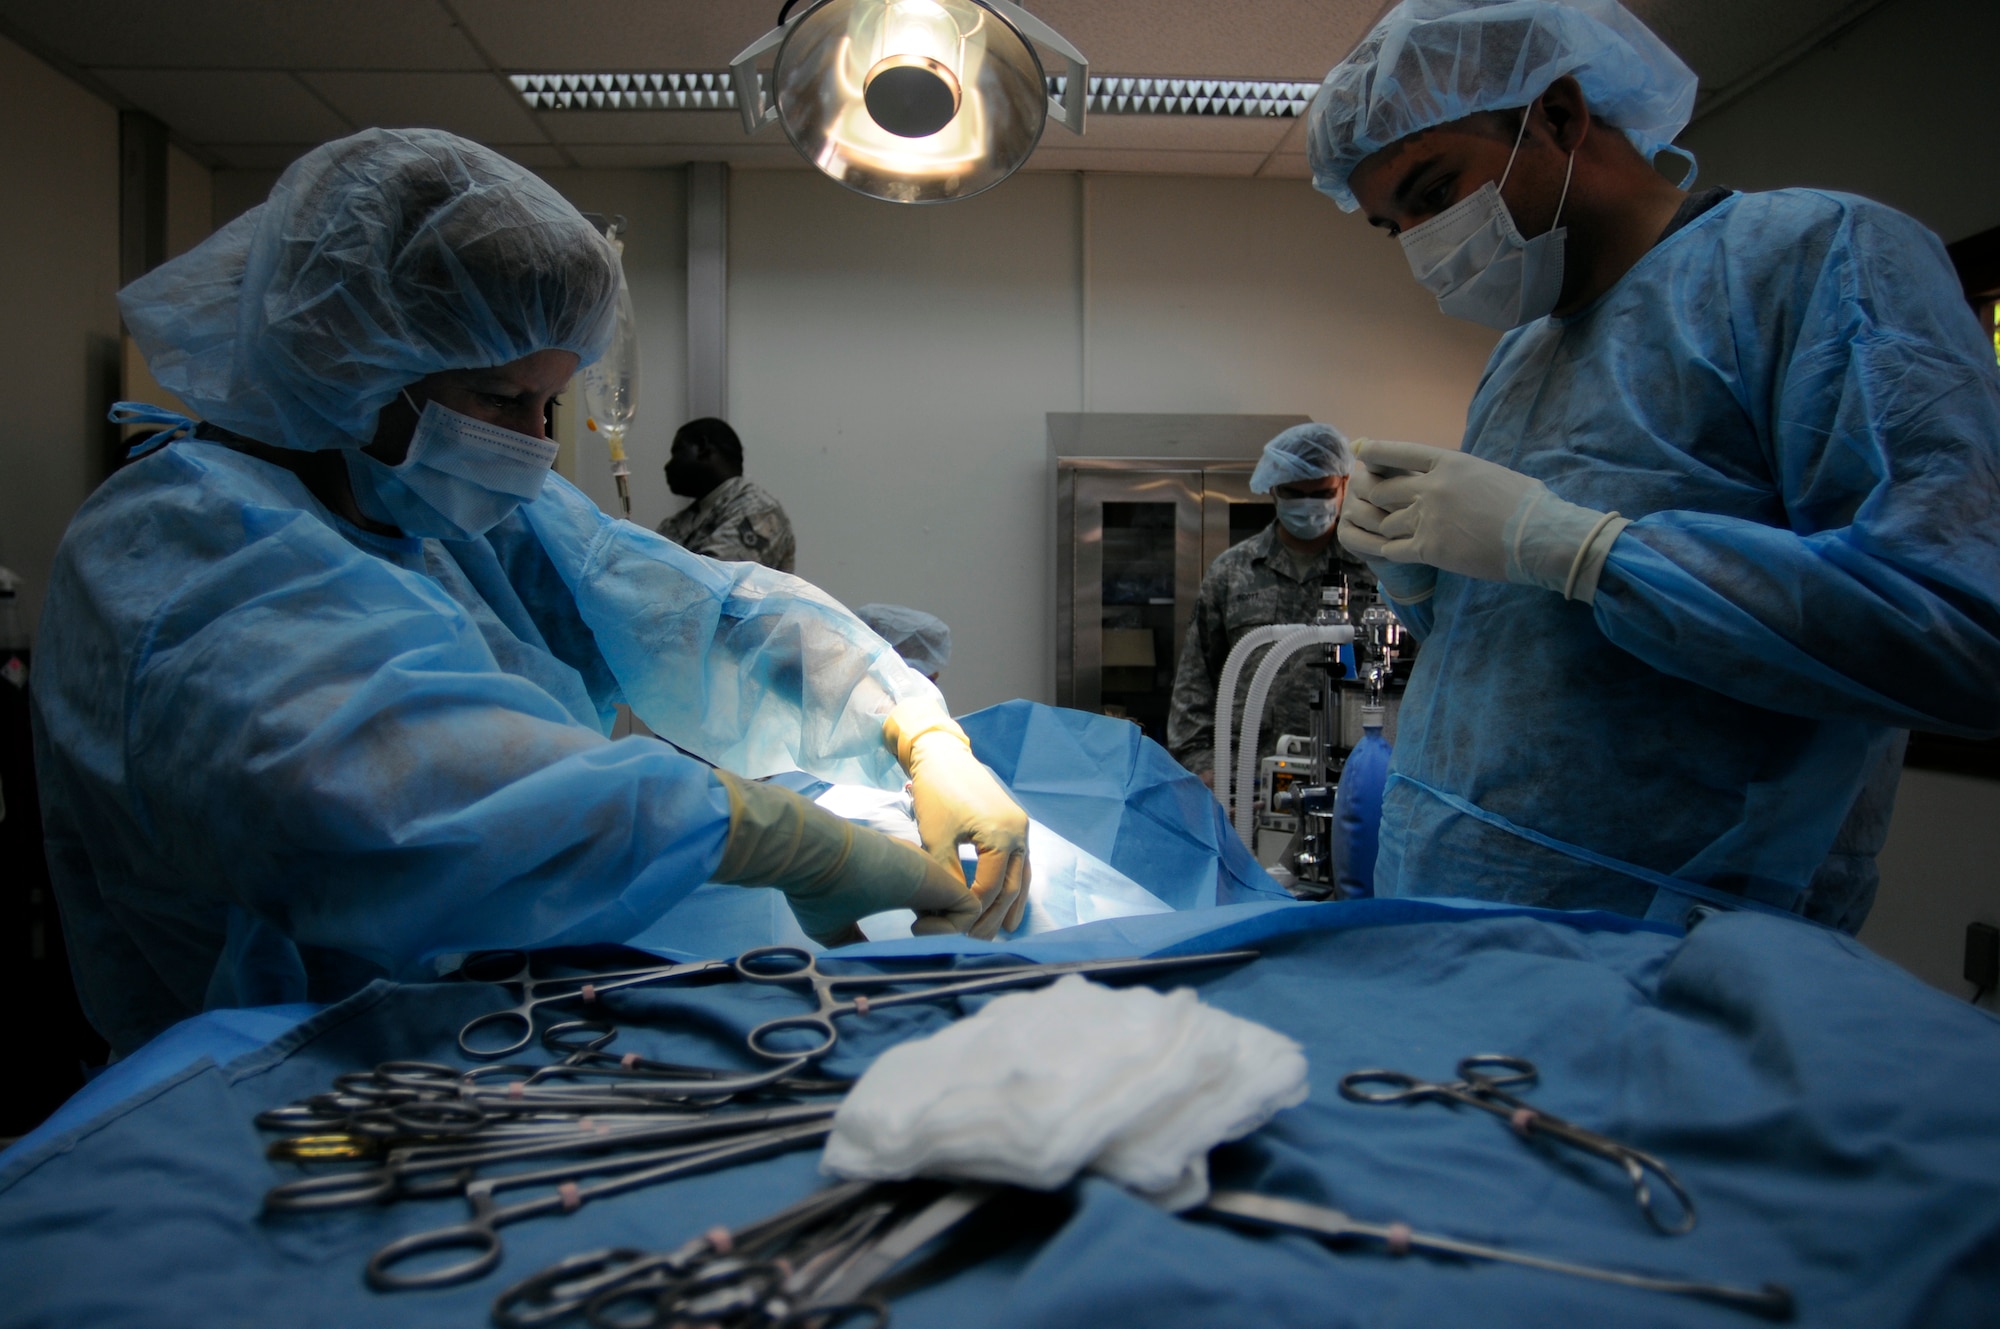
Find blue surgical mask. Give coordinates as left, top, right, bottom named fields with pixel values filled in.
left=345, top=393, right=558, bottom=541
left=1275, top=496, right=1340, bottom=540
left=1398, top=114, right=1573, bottom=331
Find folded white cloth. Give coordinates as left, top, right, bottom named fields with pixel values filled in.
left=820, top=974, right=1308, bottom=1210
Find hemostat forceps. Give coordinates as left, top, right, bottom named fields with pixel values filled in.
left=455, top=951, right=736, bottom=1059
left=1339, top=1053, right=1696, bottom=1234
left=731, top=945, right=1260, bottom=1062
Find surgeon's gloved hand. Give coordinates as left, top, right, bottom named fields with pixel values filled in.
left=712, top=771, right=981, bottom=947
left=1366, top=558, right=1437, bottom=607
left=884, top=701, right=1031, bottom=939
left=1341, top=438, right=1630, bottom=603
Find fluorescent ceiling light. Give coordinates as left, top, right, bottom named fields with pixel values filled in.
left=1054, top=76, right=1320, bottom=117
left=511, top=73, right=749, bottom=111
left=511, top=72, right=1319, bottom=118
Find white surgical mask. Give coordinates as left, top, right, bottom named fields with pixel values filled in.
left=1275, top=496, right=1340, bottom=540
left=346, top=393, right=558, bottom=541
left=1398, top=113, right=1574, bottom=331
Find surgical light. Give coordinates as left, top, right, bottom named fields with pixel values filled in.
left=731, top=0, right=1087, bottom=204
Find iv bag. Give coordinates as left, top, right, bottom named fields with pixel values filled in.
left=583, top=237, right=638, bottom=434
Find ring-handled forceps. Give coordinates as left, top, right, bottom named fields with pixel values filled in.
left=264, top=1101, right=837, bottom=1213
left=456, top=951, right=736, bottom=1059
left=365, top=1118, right=835, bottom=1290
left=1339, top=1054, right=1696, bottom=1235
left=490, top=1180, right=999, bottom=1329
left=490, top=1182, right=880, bottom=1328
left=732, top=945, right=1260, bottom=1062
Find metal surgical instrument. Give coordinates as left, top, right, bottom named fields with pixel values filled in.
left=731, top=944, right=1261, bottom=1061
left=491, top=1182, right=882, bottom=1329
left=1339, top=1054, right=1696, bottom=1234
left=1201, top=1191, right=1794, bottom=1320
left=365, top=1118, right=836, bottom=1291
left=456, top=951, right=737, bottom=1058
left=265, top=1102, right=837, bottom=1213
left=490, top=1180, right=999, bottom=1329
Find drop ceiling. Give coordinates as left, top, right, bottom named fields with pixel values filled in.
left=0, top=0, right=1880, bottom=177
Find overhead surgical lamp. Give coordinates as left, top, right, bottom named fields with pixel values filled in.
left=730, top=0, right=1088, bottom=204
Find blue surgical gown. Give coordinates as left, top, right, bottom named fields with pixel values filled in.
left=31, top=442, right=937, bottom=1054
left=1379, top=189, right=2000, bottom=930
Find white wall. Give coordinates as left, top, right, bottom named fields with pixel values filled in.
left=1680, top=0, right=2000, bottom=244
left=1083, top=175, right=1498, bottom=442
left=0, top=33, right=120, bottom=636
left=726, top=169, right=1496, bottom=715
left=729, top=170, right=1082, bottom=717
left=1867, top=771, right=2000, bottom=1013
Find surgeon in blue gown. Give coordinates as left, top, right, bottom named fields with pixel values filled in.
left=1306, top=0, right=2000, bottom=930
left=31, top=129, right=1032, bottom=1057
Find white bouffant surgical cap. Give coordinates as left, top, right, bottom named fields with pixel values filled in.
left=118, top=127, right=620, bottom=451
left=1307, top=0, right=1697, bottom=212
left=1250, top=423, right=1353, bottom=494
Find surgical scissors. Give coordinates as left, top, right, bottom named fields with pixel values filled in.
left=365, top=1118, right=836, bottom=1290
left=1338, top=1054, right=1697, bottom=1235
left=731, top=945, right=1261, bottom=1061
left=457, top=951, right=737, bottom=1059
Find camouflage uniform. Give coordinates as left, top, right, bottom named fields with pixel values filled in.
left=1167, top=524, right=1370, bottom=779
left=657, top=475, right=796, bottom=573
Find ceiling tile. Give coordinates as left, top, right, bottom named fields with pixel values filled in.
left=563, top=143, right=802, bottom=169
left=1059, top=115, right=1295, bottom=153
left=1026, top=0, right=1380, bottom=82
left=94, top=69, right=353, bottom=144
left=539, top=110, right=750, bottom=147
left=2, top=0, right=1875, bottom=181
left=1024, top=147, right=1267, bottom=177
left=0, top=0, right=487, bottom=70
left=302, top=71, right=545, bottom=142
left=452, top=1, right=766, bottom=71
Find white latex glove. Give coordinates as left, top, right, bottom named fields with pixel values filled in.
left=1366, top=558, right=1437, bottom=607
left=712, top=772, right=980, bottom=946
left=884, top=701, right=1031, bottom=939
left=1340, top=438, right=1629, bottom=602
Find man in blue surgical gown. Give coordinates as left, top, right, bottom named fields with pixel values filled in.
left=32, top=130, right=1030, bottom=1056
left=1308, top=0, right=2000, bottom=930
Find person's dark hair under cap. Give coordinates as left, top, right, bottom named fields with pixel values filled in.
left=675, top=417, right=743, bottom=473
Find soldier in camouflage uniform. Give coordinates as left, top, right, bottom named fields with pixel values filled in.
left=1168, top=424, right=1364, bottom=785
left=657, top=416, right=797, bottom=573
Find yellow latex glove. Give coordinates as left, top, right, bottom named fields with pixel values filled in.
left=884, top=700, right=1031, bottom=939
left=712, top=771, right=981, bottom=946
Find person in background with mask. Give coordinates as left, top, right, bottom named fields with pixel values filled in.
left=1168, top=423, right=1364, bottom=789
left=659, top=417, right=796, bottom=573
left=856, top=605, right=952, bottom=684
left=32, top=129, right=1028, bottom=1059
left=1310, top=0, right=2000, bottom=930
